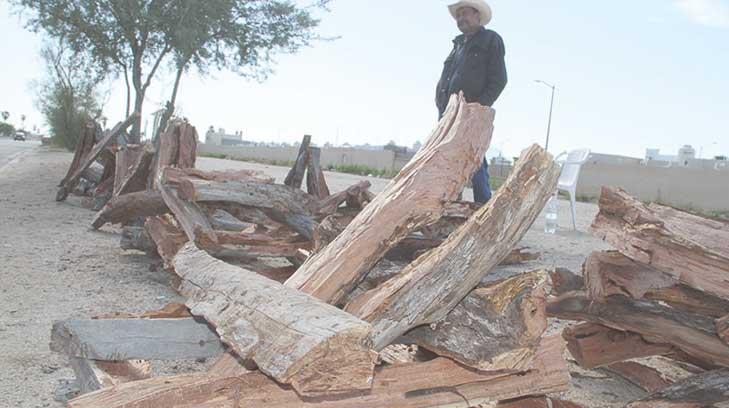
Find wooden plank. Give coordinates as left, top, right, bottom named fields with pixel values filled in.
left=284, top=134, right=311, bottom=188
left=547, top=293, right=729, bottom=367
left=562, top=323, right=674, bottom=369
left=57, top=114, right=138, bottom=201
left=627, top=369, right=729, bottom=408
left=346, top=144, right=560, bottom=349
left=407, top=271, right=548, bottom=371
left=68, top=335, right=569, bottom=408
left=306, top=146, right=330, bottom=199
left=50, top=318, right=224, bottom=360
left=591, top=187, right=729, bottom=300
left=172, top=242, right=376, bottom=397
left=91, top=190, right=168, bottom=230
left=285, top=94, right=495, bottom=305
left=603, top=361, right=673, bottom=393
left=585, top=250, right=729, bottom=318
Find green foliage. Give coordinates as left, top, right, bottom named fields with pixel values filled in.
left=325, top=163, right=399, bottom=179
left=1, top=111, right=9, bottom=121
left=0, top=122, right=15, bottom=137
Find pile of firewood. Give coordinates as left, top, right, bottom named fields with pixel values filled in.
left=50, top=95, right=582, bottom=407
left=548, top=187, right=729, bottom=407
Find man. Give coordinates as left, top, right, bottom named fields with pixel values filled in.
left=436, top=0, right=507, bottom=204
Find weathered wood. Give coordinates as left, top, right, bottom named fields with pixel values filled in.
left=592, top=187, right=729, bottom=300
left=61, top=121, right=98, bottom=187
left=315, top=180, right=372, bottom=215
left=150, top=120, right=198, bottom=189
left=91, top=175, right=115, bottom=210
left=407, top=271, right=548, bottom=371
left=495, top=396, right=585, bottom=408
left=346, top=144, right=560, bottom=349
left=81, top=162, right=104, bottom=184
left=285, top=95, right=495, bottom=305
left=50, top=318, right=224, bottom=360
left=627, top=369, right=729, bottom=408
left=120, top=226, right=156, bottom=253
left=113, top=145, right=143, bottom=195
left=313, top=211, right=358, bottom=251
left=92, top=303, right=191, bottom=320
left=306, top=146, right=330, bottom=199
left=172, top=242, right=376, bottom=397
left=550, top=267, right=585, bottom=296
left=585, top=250, right=729, bottom=318
left=91, top=190, right=168, bottom=229
left=70, top=358, right=152, bottom=395
left=208, top=209, right=254, bottom=232
left=718, top=315, right=729, bottom=345
left=562, top=323, right=674, bottom=369
left=57, top=114, right=138, bottom=201
left=547, top=293, right=729, bottom=367
left=159, top=168, right=217, bottom=244
left=68, top=335, right=569, bottom=408
left=603, top=361, right=673, bottom=393
left=145, top=215, right=188, bottom=268
left=284, top=134, right=311, bottom=188
left=114, top=144, right=154, bottom=196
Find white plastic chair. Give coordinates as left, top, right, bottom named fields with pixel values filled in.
left=554, top=149, right=591, bottom=230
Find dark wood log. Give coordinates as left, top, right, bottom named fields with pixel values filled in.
left=167, top=167, right=274, bottom=184
left=145, top=215, right=188, bottom=269
left=592, top=187, right=729, bottom=300
left=315, top=180, right=372, bottom=215
left=91, top=190, right=168, bottom=229
left=547, top=293, right=729, bottom=367
left=627, top=369, right=729, bottom=408
left=60, top=121, right=98, bottom=187
left=603, top=361, right=673, bottom=393
left=407, top=271, right=548, bottom=371
left=120, top=226, right=156, bottom=254
left=159, top=168, right=217, bottom=244
left=69, top=335, right=569, bottom=408
left=306, top=146, right=330, bottom=199
left=114, top=144, right=154, bottom=196
left=585, top=251, right=729, bottom=318
left=562, top=323, right=674, bottom=369
left=50, top=318, right=224, bottom=360
left=284, top=134, right=311, bottom=188
left=172, top=242, right=376, bottom=397
left=57, top=114, right=138, bottom=201
left=550, top=267, right=585, bottom=296
left=346, top=144, right=560, bottom=349
left=718, top=315, right=729, bottom=345
left=496, top=396, right=585, bottom=408
left=208, top=209, right=254, bottom=232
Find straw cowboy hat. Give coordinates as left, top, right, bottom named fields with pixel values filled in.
left=448, top=0, right=492, bottom=26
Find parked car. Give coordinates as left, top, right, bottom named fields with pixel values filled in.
left=13, top=131, right=26, bottom=141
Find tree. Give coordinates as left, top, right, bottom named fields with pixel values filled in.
left=0, top=122, right=14, bottom=137
left=1, top=111, right=9, bottom=121
left=15, top=0, right=331, bottom=144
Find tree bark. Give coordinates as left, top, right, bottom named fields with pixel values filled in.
left=158, top=169, right=217, bottom=245
left=550, top=268, right=585, bottom=296
left=626, top=369, right=729, bottom=408
left=306, top=146, right=330, bottom=199
left=286, top=94, right=496, bottom=305
left=91, top=190, right=168, bottom=230
left=145, top=215, right=188, bottom=269
left=114, top=144, right=155, bottom=196
left=718, top=315, right=729, bottom=346
left=284, top=135, right=311, bottom=188
left=602, top=361, right=673, bottom=393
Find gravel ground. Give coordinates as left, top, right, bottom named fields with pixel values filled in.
left=0, top=147, right=684, bottom=407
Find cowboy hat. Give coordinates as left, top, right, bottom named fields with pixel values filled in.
left=448, top=0, right=492, bottom=26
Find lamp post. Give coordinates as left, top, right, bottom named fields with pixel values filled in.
left=535, top=80, right=556, bottom=152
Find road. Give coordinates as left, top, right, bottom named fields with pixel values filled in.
left=0, top=137, right=39, bottom=170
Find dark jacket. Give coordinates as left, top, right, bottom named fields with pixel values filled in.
left=436, top=27, right=507, bottom=117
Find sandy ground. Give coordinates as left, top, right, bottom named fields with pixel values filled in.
left=0, top=147, right=685, bottom=407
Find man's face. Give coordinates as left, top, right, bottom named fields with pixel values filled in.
left=456, top=6, right=481, bottom=34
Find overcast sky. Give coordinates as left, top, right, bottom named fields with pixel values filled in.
left=1, top=0, right=728, bottom=159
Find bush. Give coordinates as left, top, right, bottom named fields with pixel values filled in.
left=0, top=122, right=14, bottom=137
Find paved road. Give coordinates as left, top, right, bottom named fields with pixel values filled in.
left=0, top=137, right=39, bottom=170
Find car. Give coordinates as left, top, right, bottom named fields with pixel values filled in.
left=13, top=132, right=26, bottom=141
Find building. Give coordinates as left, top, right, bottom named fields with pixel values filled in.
left=205, top=127, right=246, bottom=146
left=645, top=145, right=727, bottom=169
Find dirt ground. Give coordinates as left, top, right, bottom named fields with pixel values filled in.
left=0, top=147, right=692, bottom=407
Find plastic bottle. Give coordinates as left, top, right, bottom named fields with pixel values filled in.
left=544, top=193, right=558, bottom=234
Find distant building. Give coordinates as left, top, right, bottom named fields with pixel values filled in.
left=645, top=145, right=726, bottom=169
left=205, top=127, right=246, bottom=146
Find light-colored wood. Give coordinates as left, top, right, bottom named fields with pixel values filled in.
left=150, top=120, right=198, bottom=189
left=172, top=242, right=376, bottom=397
left=50, top=318, right=224, bottom=360
left=285, top=94, right=496, bottom=305
left=71, top=358, right=154, bottom=395
left=585, top=251, right=729, bottom=318
left=591, top=187, right=729, bottom=300
left=159, top=168, right=217, bottom=244
left=408, top=271, right=548, bottom=371
left=547, top=293, right=729, bottom=368
left=627, top=369, right=729, bottom=408
left=68, top=335, right=569, bottom=408
left=603, top=361, right=673, bottom=393
left=346, top=144, right=560, bottom=349
left=92, top=302, right=191, bottom=320
left=91, top=190, right=168, bottom=230
left=562, top=323, right=674, bottom=369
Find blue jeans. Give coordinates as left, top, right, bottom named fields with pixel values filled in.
left=472, top=159, right=492, bottom=204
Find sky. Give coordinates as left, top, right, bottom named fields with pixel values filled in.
left=1, top=0, right=728, bottom=160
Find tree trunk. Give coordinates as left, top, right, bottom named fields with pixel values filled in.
left=346, top=144, right=560, bottom=349
left=284, top=135, right=311, bottom=188
left=286, top=94, right=496, bottom=305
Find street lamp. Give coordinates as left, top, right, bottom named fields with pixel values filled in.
left=535, top=80, right=556, bottom=152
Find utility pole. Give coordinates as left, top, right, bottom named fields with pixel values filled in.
left=535, top=80, right=556, bottom=152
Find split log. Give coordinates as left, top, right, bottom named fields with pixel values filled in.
left=57, top=114, right=137, bottom=201
left=550, top=268, right=585, bottom=296
left=592, top=187, right=729, bottom=300
left=114, top=144, right=154, bottom=196
left=50, top=318, right=223, bottom=360
left=172, top=242, right=376, bottom=397
left=208, top=209, right=254, bottom=232
left=346, top=144, right=560, bottom=349
left=120, top=226, right=156, bottom=253
left=495, top=396, right=585, bottom=408
left=145, top=216, right=188, bottom=268
left=159, top=169, right=217, bottom=244
left=547, top=293, right=729, bottom=367
left=718, top=315, right=729, bottom=345
left=306, top=146, right=330, bottom=199
left=562, top=323, right=674, bottom=369
left=603, top=361, right=673, bottom=393
left=113, top=145, right=142, bottom=195
left=70, top=358, right=152, bottom=395
left=60, top=121, right=98, bottom=187
left=284, top=134, right=311, bottom=188
left=407, top=271, right=548, bottom=371
left=285, top=94, right=496, bottom=305
left=91, top=190, right=168, bottom=230
left=150, top=120, right=197, bottom=189
left=585, top=251, right=729, bottom=318
left=627, top=369, right=729, bottom=408
left=68, top=335, right=569, bottom=408
left=315, top=180, right=371, bottom=215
